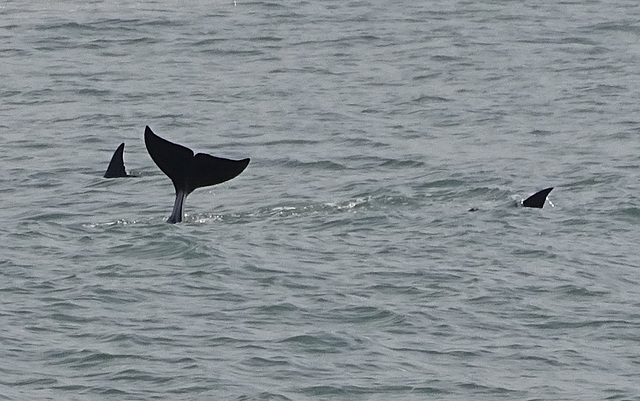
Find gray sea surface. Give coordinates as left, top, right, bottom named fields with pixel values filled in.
left=1, top=1, right=640, bottom=400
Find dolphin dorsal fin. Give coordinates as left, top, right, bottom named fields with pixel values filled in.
left=522, top=187, right=553, bottom=208
left=104, top=143, right=128, bottom=178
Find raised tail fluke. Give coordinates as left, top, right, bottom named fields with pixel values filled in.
left=104, top=143, right=129, bottom=178
left=144, top=126, right=250, bottom=223
left=522, top=187, right=553, bottom=208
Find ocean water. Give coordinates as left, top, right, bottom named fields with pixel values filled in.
left=1, top=1, right=639, bottom=400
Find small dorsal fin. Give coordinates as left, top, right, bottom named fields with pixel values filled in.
left=104, top=143, right=128, bottom=178
left=522, top=187, right=553, bottom=208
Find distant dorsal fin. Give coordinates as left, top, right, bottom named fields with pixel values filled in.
left=522, top=187, right=553, bottom=208
left=104, top=143, right=128, bottom=178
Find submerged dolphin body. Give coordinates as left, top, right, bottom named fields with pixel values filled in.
left=522, top=187, right=554, bottom=208
left=144, top=126, right=250, bottom=223
left=104, top=143, right=132, bottom=178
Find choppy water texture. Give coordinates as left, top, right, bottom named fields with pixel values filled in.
left=1, top=1, right=640, bottom=400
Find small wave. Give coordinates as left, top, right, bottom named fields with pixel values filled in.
left=34, top=21, right=93, bottom=32
left=82, top=219, right=143, bottom=228
left=278, top=331, right=352, bottom=353
left=300, top=384, right=449, bottom=397
left=198, top=48, right=264, bottom=57
left=257, top=138, right=322, bottom=146
left=611, top=206, right=640, bottom=221
left=320, top=305, right=405, bottom=325
left=271, top=158, right=347, bottom=170
left=240, top=356, right=290, bottom=368
left=412, top=95, right=452, bottom=103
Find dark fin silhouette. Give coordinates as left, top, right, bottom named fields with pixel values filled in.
left=104, top=143, right=129, bottom=178
left=144, top=126, right=250, bottom=223
left=522, top=187, right=553, bottom=208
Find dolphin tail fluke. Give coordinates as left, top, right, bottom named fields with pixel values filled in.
left=189, top=152, right=250, bottom=193
left=144, top=126, right=195, bottom=191
left=104, top=143, right=128, bottom=178
left=522, top=187, right=553, bottom=208
left=144, top=125, right=250, bottom=223
left=144, top=125, right=250, bottom=194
